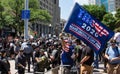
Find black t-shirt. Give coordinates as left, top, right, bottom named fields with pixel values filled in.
left=0, top=57, right=10, bottom=74
left=17, top=55, right=26, bottom=67
left=33, top=51, right=40, bottom=62
left=81, top=46, right=94, bottom=66
left=75, top=45, right=82, bottom=62
left=35, top=51, right=40, bottom=58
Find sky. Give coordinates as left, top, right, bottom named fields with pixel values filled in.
left=59, top=0, right=89, bottom=20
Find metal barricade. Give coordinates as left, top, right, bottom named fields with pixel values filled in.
left=34, top=72, right=44, bottom=74
left=59, top=65, right=70, bottom=74
left=34, top=65, right=78, bottom=74
left=44, top=66, right=59, bottom=74
left=59, top=65, right=78, bottom=74
left=70, top=66, right=78, bottom=74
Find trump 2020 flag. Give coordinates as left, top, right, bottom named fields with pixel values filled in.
left=63, top=3, right=114, bottom=53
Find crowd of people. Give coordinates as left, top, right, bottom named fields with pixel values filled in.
left=0, top=29, right=120, bottom=74
left=0, top=35, right=62, bottom=74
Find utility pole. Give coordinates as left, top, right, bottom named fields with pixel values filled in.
left=24, top=0, right=29, bottom=40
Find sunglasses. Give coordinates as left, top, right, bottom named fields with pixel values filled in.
left=111, top=43, right=116, bottom=45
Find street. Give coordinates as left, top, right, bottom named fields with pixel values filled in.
left=10, top=60, right=33, bottom=74
left=9, top=60, right=107, bottom=74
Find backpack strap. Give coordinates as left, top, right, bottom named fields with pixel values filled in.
left=106, top=47, right=110, bottom=55
left=116, top=47, right=120, bottom=56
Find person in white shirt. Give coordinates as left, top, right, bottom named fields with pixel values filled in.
left=114, top=30, right=120, bottom=45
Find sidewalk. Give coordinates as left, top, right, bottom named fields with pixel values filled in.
left=9, top=60, right=107, bottom=74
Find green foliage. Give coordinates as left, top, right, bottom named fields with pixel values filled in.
left=83, top=5, right=106, bottom=21
left=30, top=9, right=52, bottom=23
left=0, top=0, right=51, bottom=35
left=0, top=1, right=5, bottom=29
left=114, top=26, right=120, bottom=31
left=114, top=8, right=120, bottom=30
left=29, top=0, right=39, bottom=9
left=115, top=8, right=120, bottom=20
left=83, top=5, right=119, bottom=30
left=102, top=13, right=116, bottom=30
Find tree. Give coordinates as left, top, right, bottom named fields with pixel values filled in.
left=115, top=8, right=120, bottom=30
left=29, top=0, right=52, bottom=23
left=102, top=13, right=116, bottom=30
left=1, top=0, right=52, bottom=36
left=30, top=9, right=51, bottom=23
left=115, top=8, right=120, bottom=20
left=83, top=5, right=106, bottom=21
left=0, top=1, right=5, bottom=29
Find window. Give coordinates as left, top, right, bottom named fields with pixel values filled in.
left=54, top=0, right=56, bottom=4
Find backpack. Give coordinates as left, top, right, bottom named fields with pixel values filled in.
left=106, top=46, right=120, bottom=56
left=106, top=46, right=120, bottom=64
left=37, top=56, right=50, bottom=72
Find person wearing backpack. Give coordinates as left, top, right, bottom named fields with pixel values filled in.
left=105, top=39, right=120, bottom=74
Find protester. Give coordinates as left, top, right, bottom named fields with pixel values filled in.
left=105, top=39, right=120, bottom=74
left=22, top=41, right=33, bottom=72
left=59, top=33, right=75, bottom=74
left=74, top=39, right=83, bottom=74
left=9, top=41, right=15, bottom=59
left=0, top=32, right=115, bottom=74
left=33, top=46, right=50, bottom=73
left=0, top=49, right=11, bottom=74
left=49, top=42, right=59, bottom=67
left=14, top=42, right=21, bottom=56
left=33, top=45, right=40, bottom=72
left=101, top=43, right=108, bottom=73
left=40, top=49, right=50, bottom=72
left=80, top=43, right=94, bottom=74
left=15, top=48, right=26, bottom=74
left=114, top=30, right=120, bottom=45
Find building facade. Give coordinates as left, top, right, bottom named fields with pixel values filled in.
left=88, top=0, right=96, bottom=5
left=88, top=0, right=120, bottom=13
left=32, top=0, right=60, bottom=37
left=108, top=0, right=120, bottom=13
left=101, top=0, right=109, bottom=12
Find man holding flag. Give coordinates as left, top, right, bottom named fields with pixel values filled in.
left=59, top=33, right=75, bottom=74
left=63, top=2, right=114, bottom=55
left=62, top=2, right=115, bottom=74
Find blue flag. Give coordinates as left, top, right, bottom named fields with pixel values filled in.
left=63, top=3, right=114, bottom=53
